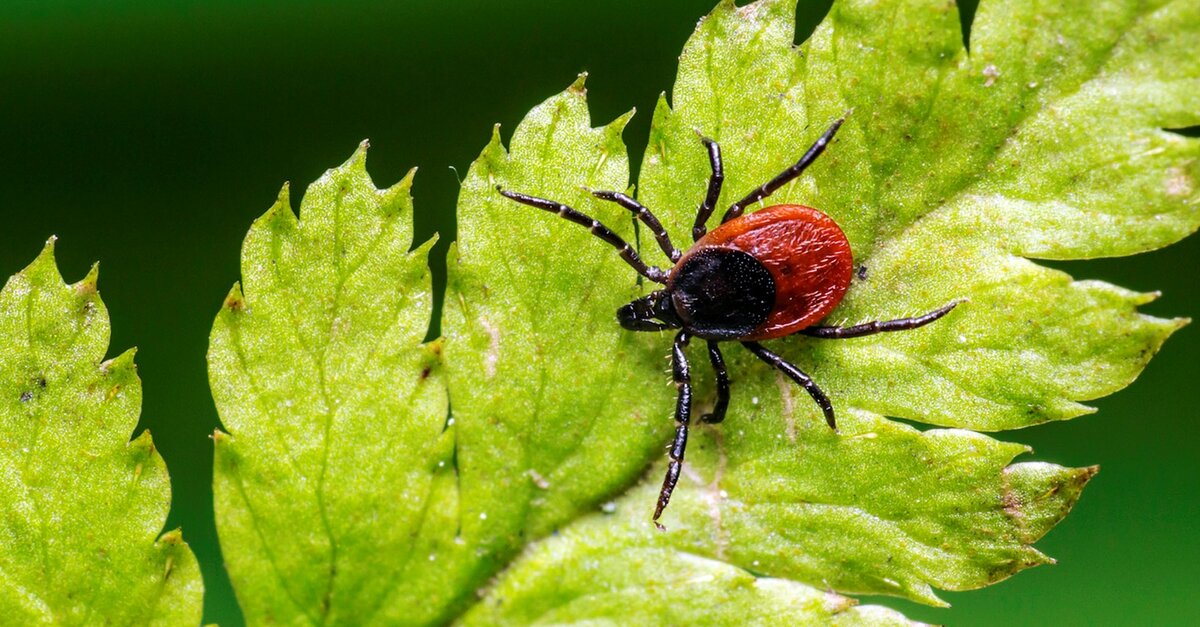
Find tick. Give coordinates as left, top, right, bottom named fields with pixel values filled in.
left=498, top=114, right=959, bottom=528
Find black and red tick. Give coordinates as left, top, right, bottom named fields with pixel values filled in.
left=499, top=114, right=958, bottom=528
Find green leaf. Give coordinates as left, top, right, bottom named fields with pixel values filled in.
left=209, top=0, right=1196, bottom=623
left=454, top=0, right=1190, bottom=615
left=0, top=240, right=203, bottom=625
left=444, top=74, right=675, bottom=570
left=639, top=0, right=1194, bottom=431
left=208, top=145, right=452, bottom=624
left=457, top=498, right=919, bottom=627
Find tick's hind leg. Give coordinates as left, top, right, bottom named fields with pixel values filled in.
left=700, top=341, right=730, bottom=424
left=800, top=300, right=961, bottom=339
left=654, top=331, right=693, bottom=530
left=742, top=341, right=836, bottom=431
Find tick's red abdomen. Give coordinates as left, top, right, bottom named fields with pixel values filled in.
left=691, top=204, right=853, bottom=340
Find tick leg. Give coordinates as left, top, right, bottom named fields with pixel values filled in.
left=700, top=341, right=730, bottom=424
left=654, top=331, right=692, bottom=530
left=722, top=113, right=848, bottom=224
left=590, top=190, right=680, bottom=262
left=801, top=300, right=961, bottom=339
left=497, top=187, right=668, bottom=284
left=692, top=135, right=725, bottom=241
left=742, top=341, right=836, bottom=432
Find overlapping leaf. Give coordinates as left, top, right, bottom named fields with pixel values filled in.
left=457, top=485, right=919, bottom=626
left=0, top=241, right=203, bottom=625
left=209, top=0, right=1196, bottom=623
left=208, top=146, right=463, bottom=625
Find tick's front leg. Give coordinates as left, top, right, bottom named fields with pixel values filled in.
left=654, top=331, right=692, bottom=530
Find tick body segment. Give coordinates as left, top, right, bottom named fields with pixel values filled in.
left=678, top=204, right=855, bottom=340
left=498, top=114, right=959, bottom=529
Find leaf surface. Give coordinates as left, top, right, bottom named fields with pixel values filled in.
left=458, top=0, right=1192, bottom=614
left=0, top=241, right=203, bottom=625
left=458, top=492, right=921, bottom=627
left=638, top=0, right=1195, bottom=431
left=209, top=146, right=458, bottom=625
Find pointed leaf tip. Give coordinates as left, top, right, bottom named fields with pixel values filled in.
left=349, top=139, right=371, bottom=167
left=475, top=124, right=508, bottom=177
left=255, top=183, right=298, bottom=231
left=75, top=262, right=100, bottom=294
left=570, top=72, right=588, bottom=92
left=383, top=166, right=419, bottom=205
left=129, top=429, right=156, bottom=456
left=610, top=108, right=637, bottom=132
left=24, top=235, right=64, bottom=281
left=222, top=282, right=245, bottom=311
left=275, top=181, right=291, bottom=205
left=319, top=141, right=373, bottom=183
left=102, top=347, right=138, bottom=370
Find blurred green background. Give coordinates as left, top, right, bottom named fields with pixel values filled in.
left=1, top=1, right=1195, bottom=624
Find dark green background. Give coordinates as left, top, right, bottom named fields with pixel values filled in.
left=1, top=1, right=1196, bottom=624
